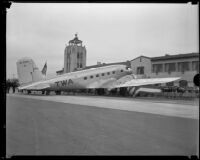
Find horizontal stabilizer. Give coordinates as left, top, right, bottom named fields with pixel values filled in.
left=18, top=83, right=50, bottom=90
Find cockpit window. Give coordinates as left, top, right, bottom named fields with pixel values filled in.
left=112, top=71, right=115, bottom=74
left=90, top=75, right=93, bottom=79
left=101, top=73, right=104, bottom=76
left=107, top=72, right=110, bottom=75
left=121, top=69, right=123, bottom=72
left=96, top=74, right=99, bottom=77
left=84, top=77, right=87, bottom=80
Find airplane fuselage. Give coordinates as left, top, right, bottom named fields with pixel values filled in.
left=47, top=65, right=130, bottom=91
left=17, top=58, right=181, bottom=95
left=20, top=65, right=132, bottom=92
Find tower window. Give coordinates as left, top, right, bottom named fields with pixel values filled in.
left=96, top=74, right=99, bottom=77
left=101, top=73, right=105, bottom=76
left=84, top=77, right=87, bottom=80
left=121, top=69, right=123, bottom=72
left=112, top=71, right=115, bottom=74
left=107, top=72, right=110, bottom=75
left=90, top=75, right=93, bottom=79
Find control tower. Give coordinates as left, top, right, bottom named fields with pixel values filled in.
left=64, top=34, right=86, bottom=73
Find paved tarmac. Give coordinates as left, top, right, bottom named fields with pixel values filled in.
left=6, top=94, right=199, bottom=155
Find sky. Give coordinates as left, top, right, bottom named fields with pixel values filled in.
left=6, top=3, right=198, bottom=79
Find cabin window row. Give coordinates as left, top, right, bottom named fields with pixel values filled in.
left=83, top=70, right=123, bottom=80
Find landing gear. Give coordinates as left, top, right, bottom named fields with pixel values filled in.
left=55, top=91, right=61, bottom=95
left=46, top=91, right=50, bottom=95
left=42, top=91, right=45, bottom=95
left=96, top=88, right=105, bottom=95
left=27, top=90, right=31, bottom=94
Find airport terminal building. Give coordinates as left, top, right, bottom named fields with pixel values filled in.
left=130, top=53, right=199, bottom=88
left=56, top=35, right=199, bottom=88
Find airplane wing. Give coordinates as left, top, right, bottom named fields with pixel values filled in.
left=86, top=75, right=180, bottom=89
left=111, top=77, right=181, bottom=88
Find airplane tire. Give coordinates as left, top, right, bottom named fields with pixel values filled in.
left=27, top=90, right=31, bottom=94
left=46, top=91, right=50, bottom=95
left=55, top=91, right=61, bottom=95
left=42, top=91, right=45, bottom=94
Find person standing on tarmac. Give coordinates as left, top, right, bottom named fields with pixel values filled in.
left=6, top=79, right=11, bottom=93
left=11, top=78, right=19, bottom=93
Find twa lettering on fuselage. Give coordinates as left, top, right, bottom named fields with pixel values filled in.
left=55, top=79, right=74, bottom=87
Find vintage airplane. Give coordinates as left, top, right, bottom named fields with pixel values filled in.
left=16, top=57, right=181, bottom=95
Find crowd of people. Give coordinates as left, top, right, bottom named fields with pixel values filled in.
left=6, top=78, right=19, bottom=93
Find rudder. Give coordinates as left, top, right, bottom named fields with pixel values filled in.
left=16, top=58, right=44, bottom=86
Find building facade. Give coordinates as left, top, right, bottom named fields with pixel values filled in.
left=130, top=53, right=199, bottom=88
left=130, top=56, right=151, bottom=78
left=64, top=34, right=86, bottom=73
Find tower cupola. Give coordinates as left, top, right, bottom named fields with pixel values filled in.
left=69, top=33, right=82, bottom=46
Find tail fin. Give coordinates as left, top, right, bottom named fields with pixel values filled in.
left=16, top=58, right=44, bottom=86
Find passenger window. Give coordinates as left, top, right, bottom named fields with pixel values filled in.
left=107, top=72, right=110, bottom=75
left=121, top=69, right=123, bottom=72
left=101, top=73, right=104, bottom=76
left=96, top=74, right=99, bottom=77
left=90, top=75, right=93, bottom=79
left=84, top=77, right=87, bottom=80
left=112, top=71, right=115, bottom=74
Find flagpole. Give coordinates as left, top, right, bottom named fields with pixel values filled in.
left=45, top=61, right=47, bottom=80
